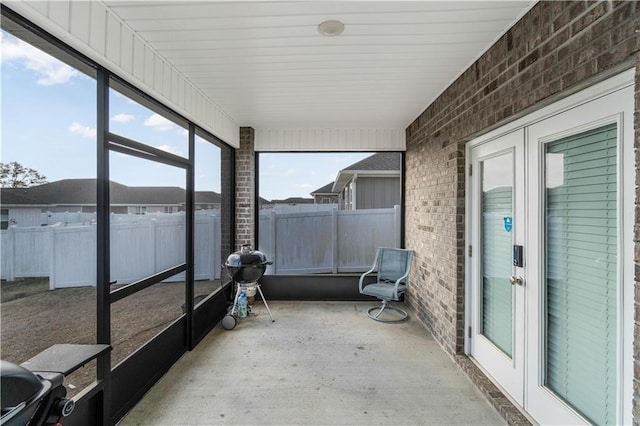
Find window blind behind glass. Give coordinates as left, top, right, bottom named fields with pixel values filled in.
left=545, top=123, right=617, bottom=425
left=481, top=154, right=513, bottom=357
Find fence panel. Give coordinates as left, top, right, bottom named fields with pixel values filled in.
left=154, top=217, right=186, bottom=282
left=1, top=230, right=13, bottom=280
left=13, top=227, right=51, bottom=278
left=259, top=206, right=400, bottom=274
left=274, top=210, right=334, bottom=274
left=110, top=221, right=155, bottom=285
left=337, top=207, right=398, bottom=272
left=258, top=211, right=275, bottom=275
left=50, top=225, right=96, bottom=288
left=194, top=213, right=220, bottom=280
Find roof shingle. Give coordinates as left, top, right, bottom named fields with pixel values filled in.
left=343, top=152, right=401, bottom=172
left=1, top=179, right=220, bottom=206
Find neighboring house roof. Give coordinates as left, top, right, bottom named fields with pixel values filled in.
left=117, top=185, right=186, bottom=206
left=271, top=197, right=314, bottom=205
left=310, top=182, right=338, bottom=196
left=1, top=188, right=45, bottom=206
left=343, top=152, right=401, bottom=172
left=332, top=152, right=401, bottom=192
left=3, top=179, right=110, bottom=205
left=194, top=191, right=221, bottom=204
left=1, top=179, right=221, bottom=207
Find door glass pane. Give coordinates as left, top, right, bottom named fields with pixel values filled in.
left=481, top=153, right=513, bottom=357
left=545, top=124, right=617, bottom=425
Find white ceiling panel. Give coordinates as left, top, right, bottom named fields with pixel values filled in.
left=103, top=1, right=534, bottom=129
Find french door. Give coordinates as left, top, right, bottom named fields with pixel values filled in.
left=469, top=130, right=526, bottom=406
left=468, top=76, right=634, bottom=425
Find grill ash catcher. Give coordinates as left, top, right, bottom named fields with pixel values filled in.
left=222, top=244, right=274, bottom=330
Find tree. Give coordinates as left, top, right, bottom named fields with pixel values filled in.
left=0, top=162, right=48, bottom=188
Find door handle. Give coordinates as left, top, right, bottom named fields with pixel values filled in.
left=509, top=275, right=524, bottom=286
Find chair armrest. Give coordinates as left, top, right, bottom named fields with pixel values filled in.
left=392, top=270, right=411, bottom=298
left=359, top=249, right=382, bottom=293
left=358, top=266, right=377, bottom=292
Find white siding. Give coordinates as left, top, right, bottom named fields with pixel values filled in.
left=69, top=2, right=90, bottom=43
left=254, top=128, right=405, bottom=152
left=7, top=208, right=44, bottom=227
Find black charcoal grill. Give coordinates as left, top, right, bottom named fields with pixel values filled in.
left=224, top=244, right=272, bottom=284
left=221, top=245, right=274, bottom=330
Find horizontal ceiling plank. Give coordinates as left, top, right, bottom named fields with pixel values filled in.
left=135, top=20, right=512, bottom=41
left=192, top=76, right=453, bottom=89
left=185, top=66, right=457, bottom=78
left=148, top=32, right=498, bottom=51
left=167, top=52, right=476, bottom=67
left=181, top=62, right=457, bottom=73
left=107, top=2, right=528, bottom=23
left=158, top=44, right=482, bottom=59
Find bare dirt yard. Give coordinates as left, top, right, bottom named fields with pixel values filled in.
left=1, top=278, right=221, bottom=396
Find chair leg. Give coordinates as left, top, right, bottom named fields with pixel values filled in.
left=366, top=300, right=407, bottom=322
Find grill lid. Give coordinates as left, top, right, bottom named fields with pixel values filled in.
left=225, top=244, right=269, bottom=268
left=0, top=360, right=44, bottom=409
left=224, top=245, right=272, bottom=283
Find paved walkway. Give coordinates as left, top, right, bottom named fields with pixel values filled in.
left=119, top=301, right=504, bottom=425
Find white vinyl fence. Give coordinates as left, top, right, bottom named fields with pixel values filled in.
left=1, top=212, right=221, bottom=289
left=258, top=205, right=401, bottom=274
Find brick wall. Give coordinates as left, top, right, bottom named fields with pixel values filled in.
left=220, top=147, right=234, bottom=261
left=405, top=0, right=639, bottom=362
left=235, top=127, right=255, bottom=249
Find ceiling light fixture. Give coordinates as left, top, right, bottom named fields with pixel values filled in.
left=318, top=20, right=345, bottom=37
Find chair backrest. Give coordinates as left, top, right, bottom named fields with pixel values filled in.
left=376, top=247, right=413, bottom=285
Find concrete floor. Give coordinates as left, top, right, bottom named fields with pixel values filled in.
left=119, top=301, right=504, bottom=425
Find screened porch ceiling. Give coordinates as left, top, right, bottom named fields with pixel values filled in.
left=102, top=1, right=534, bottom=132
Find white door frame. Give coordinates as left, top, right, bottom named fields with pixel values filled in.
left=468, top=130, right=526, bottom=405
left=464, top=69, right=635, bottom=425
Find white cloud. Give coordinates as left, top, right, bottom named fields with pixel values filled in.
left=68, top=122, right=96, bottom=139
left=281, top=169, right=297, bottom=177
left=156, top=144, right=184, bottom=156
left=144, top=113, right=174, bottom=132
left=1, top=32, right=79, bottom=85
left=111, top=113, right=135, bottom=123
left=177, top=128, right=189, bottom=137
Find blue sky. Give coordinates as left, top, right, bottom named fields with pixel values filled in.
left=1, top=30, right=369, bottom=200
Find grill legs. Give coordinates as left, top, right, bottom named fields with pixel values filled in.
left=228, top=282, right=275, bottom=324
left=255, top=284, right=275, bottom=322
